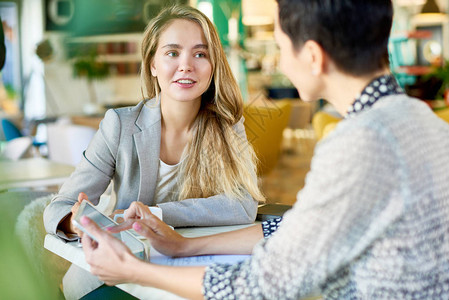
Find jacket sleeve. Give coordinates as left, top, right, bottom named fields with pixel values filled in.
left=43, top=109, right=121, bottom=239
left=158, top=117, right=259, bottom=227
left=158, top=191, right=258, bottom=227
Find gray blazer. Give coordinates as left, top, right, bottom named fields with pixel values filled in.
left=44, top=98, right=257, bottom=237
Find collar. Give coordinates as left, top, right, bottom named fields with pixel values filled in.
left=135, top=97, right=162, bottom=130
left=346, top=74, right=404, bottom=118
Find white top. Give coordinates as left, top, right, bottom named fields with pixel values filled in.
left=154, top=159, right=180, bottom=204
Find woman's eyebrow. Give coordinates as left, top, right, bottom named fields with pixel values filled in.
left=193, top=44, right=208, bottom=50
left=161, top=43, right=182, bottom=49
left=161, top=44, right=208, bottom=49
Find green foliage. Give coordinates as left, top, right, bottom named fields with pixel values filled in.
left=70, top=43, right=109, bottom=81
left=428, top=60, right=449, bottom=99
left=4, top=83, right=17, bottom=99
left=0, top=205, right=60, bottom=300
left=72, top=54, right=109, bottom=82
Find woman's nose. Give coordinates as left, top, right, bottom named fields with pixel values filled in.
left=178, top=55, right=193, bottom=72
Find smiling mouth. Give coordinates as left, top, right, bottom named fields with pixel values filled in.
left=175, top=79, right=196, bottom=84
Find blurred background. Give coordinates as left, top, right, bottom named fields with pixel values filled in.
left=0, top=0, right=448, bottom=204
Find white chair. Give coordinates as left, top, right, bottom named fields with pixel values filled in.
left=46, top=123, right=97, bottom=166
left=0, top=136, right=34, bottom=160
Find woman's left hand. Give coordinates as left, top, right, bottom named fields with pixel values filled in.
left=80, top=216, right=140, bottom=285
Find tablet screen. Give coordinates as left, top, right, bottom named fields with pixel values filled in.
left=73, top=201, right=147, bottom=260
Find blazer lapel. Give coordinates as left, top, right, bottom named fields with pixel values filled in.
left=133, top=99, right=161, bottom=204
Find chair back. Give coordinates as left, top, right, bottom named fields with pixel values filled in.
left=312, top=111, right=342, bottom=140
left=0, top=136, right=33, bottom=160
left=435, top=107, right=449, bottom=124
left=243, top=100, right=292, bottom=176
left=1, top=118, right=22, bottom=141
left=47, top=123, right=97, bottom=166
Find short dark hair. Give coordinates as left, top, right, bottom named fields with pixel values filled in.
left=276, top=0, right=393, bottom=76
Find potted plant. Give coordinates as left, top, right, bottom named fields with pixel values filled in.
left=428, top=59, right=449, bottom=107
left=71, top=46, right=110, bottom=114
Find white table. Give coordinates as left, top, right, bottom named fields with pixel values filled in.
left=0, top=157, right=75, bottom=191
left=44, top=223, right=255, bottom=299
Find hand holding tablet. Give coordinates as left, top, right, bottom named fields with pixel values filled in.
left=72, top=201, right=148, bottom=260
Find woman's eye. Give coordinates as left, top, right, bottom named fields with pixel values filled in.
left=167, top=51, right=178, bottom=57
left=195, top=52, right=207, bottom=58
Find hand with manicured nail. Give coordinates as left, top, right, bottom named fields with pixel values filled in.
left=108, top=206, right=188, bottom=257
left=122, top=201, right=153, bottom=221
left=81, top=216, right=139, bottom=285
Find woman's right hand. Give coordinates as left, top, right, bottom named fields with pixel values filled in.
left=109, top=202, right=189, bottom=257
left=122, top=201, right=154, bottom=221
left=133, top=218, right=189, bottom=257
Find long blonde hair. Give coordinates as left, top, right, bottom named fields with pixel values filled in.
left=141, top=5, right=264, bottom=203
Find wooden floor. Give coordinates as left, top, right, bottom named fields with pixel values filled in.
left=260, top=128, right=317, bottom=205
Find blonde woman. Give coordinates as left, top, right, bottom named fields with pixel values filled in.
left=43, top=5, right=264, bottom=299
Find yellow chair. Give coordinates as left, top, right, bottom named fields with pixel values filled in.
left=312, top=106, right=449, bottom=142
left=312, top=111, right=342, bottom=140
left=243, top=100, right=292, bottom=176
left=435, top=107, right=449, bottom=124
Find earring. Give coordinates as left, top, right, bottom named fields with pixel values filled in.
left=312, top=69, right=318, bottom=76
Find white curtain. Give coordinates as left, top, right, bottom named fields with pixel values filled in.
left=21, top=0, right=45, bottom=120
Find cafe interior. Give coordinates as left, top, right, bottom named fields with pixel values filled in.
left=0, top=0, right=449, bottom=298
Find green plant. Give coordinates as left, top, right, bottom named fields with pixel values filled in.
left=71, top=47, right=110, bottom=105
left=428, top=60, right=449, bottom=100
left=73, top=56, right=109, bottom=81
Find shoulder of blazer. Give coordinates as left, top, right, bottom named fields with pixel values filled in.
left=113, top=98, right=161, bottom=131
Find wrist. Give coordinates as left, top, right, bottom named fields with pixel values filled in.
left=58, top=213, right=75, bottom=234
left=180, top=237, right=200, bottom=257
left=128, top=258, right=157, bottom=286
left=124, top=254, right=145, bottom=284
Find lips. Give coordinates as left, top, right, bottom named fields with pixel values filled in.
left=175, top=79, right=196, bottom=84
left=174, top=78, right=197, bottom=88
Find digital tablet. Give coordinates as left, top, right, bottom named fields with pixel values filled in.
left=72, top=201, right=147, bottom=260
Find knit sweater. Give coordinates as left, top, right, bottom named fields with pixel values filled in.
left=203, top=94, right=449, bottom=299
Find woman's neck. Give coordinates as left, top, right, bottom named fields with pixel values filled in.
left=324, top=69, right=390, bottom=116
left=159, top=95, right=201, bottom=164
left=160, top=95, right=201, bottom=133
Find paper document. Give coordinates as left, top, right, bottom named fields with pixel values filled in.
left=150, top=254, right=250, bottom=266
